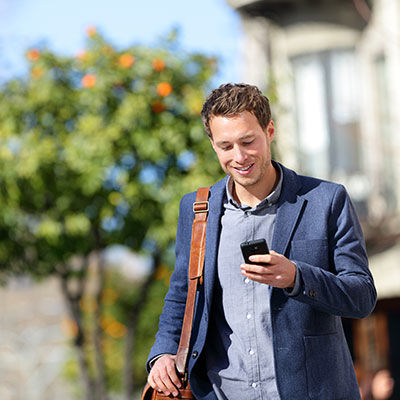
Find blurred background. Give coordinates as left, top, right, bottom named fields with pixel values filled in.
left=1, top=0, right=400, bottom=399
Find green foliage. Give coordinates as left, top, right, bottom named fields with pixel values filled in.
left=0, top=27, right=224, bottom=395
left=0, top=28, right=223, bottom=277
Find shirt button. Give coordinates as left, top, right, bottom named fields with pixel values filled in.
left=246, top=313, right=252, bottom=319
left=244, top=278, right=250, bottom=284
left=249, top=349, right=255, bottom=355
left=251, top=382, right=257, bottom=388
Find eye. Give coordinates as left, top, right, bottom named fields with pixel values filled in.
left=221, top=145, right=232, bottom=151
left=243, top=140, right=254, bottom=146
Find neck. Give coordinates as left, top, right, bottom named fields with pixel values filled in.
left=232, top=164, right=279, bottom=208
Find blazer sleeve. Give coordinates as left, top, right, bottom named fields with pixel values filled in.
left=288, top=184, right=377, bottom=319
left=146, top=192, right=195, bottom=371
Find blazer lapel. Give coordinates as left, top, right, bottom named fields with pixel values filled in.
left=271, top=164, right=306, bottom=256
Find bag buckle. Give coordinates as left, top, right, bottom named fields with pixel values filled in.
left=193, top=201, right=209, bottom=214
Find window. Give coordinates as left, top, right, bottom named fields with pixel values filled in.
left=375, top=55, right=397, bottom=212
left=291, top=49, right=368, bottom=215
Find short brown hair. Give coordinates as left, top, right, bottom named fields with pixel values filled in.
left=201, top=83, right=271, bottom=138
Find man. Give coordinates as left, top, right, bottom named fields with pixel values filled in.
left=146, top=83, right=377, bottom=399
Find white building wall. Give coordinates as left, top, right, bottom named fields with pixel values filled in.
left=239, top=16, right=271, bottom=89
left=358, top=0, right=400, bottom=220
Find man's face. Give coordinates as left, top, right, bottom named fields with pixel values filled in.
left=209, top=111, right=275, bottom=192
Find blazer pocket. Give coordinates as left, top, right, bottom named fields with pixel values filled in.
left=304, top=333, right=354, bottom=399
left=290, top=239, right=329, bottom=269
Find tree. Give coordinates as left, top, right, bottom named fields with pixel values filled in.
left=0, top=27, right=223, bottom=399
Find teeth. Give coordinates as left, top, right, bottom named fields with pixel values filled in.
left=237, top=165, right=252, bottom=171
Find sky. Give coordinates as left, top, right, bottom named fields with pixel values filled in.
left=0, top=0, right=243, bottom=85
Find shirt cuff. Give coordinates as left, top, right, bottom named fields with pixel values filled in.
left=284, top=263, right=302, bottom=297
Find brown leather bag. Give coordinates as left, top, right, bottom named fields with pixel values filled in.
left=141, top=187, right=210, bottom=400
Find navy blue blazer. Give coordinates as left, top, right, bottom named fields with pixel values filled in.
left=147, top=164, right=377, bottom=400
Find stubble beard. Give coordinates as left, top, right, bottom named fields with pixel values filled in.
left=229, top=157, right=272, bottom=192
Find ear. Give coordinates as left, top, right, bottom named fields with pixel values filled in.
left=209, top=136, right=217, bottom=152
left=267, top=120, right=275, bottom=141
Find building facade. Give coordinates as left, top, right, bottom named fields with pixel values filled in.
left=228, top=0, right=400, bottom=396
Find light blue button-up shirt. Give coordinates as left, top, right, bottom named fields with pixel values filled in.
left=204, top=163, right=283, bottom=400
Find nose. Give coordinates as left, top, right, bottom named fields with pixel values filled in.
left=233, top=145, right=247, bottom=164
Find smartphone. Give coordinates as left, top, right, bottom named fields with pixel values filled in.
left=240, top=239, right=270, bottom=265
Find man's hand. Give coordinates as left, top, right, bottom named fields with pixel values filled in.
left=148, top=354, right=182, bottom=397
left=240, top=250, right=296, bottom=288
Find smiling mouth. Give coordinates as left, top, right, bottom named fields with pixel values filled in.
left=234, top=163, right=254, bottom=172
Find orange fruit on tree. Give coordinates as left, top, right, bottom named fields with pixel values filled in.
left=151, top=101, right=166, bottom=113
left=119, top=53, right=135, bottom=68
left=86, top=25, right=97, bottom=37
left=31, top=66, right=44, bottom=79
left=106, top=320, right=126, bottom=339
left=152, top=58, right=166, bottom=71
left=27, top=49, right=40, bottom=61
left=81, top=74, right=97, bottom=88
left=157, top=81, right=172, bottom=97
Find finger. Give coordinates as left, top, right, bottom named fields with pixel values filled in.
left=154, top=373, right=179, bottom=397
left=241, top=270, right=271, bottom=284
left=240, top=265, right=270, bottom=278
left=153, top=374, right=172, bottom=395
left=268, top=252, right=282, bottom=264
left=159, top=365, right=181, bottom=396
left=161, top=355, right=181, bottom=389
left=240, top=263, right=272, bottom=274
left=248, top=254, right=271, bottom=264
left=149, top=368, right=169, bottom=392
left=148, top=373, right=156, bottom=389
left=166, top=363, right=182, bottom=388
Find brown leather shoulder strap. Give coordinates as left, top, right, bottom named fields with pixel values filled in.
left=175, top=186, right=210, bottom=376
